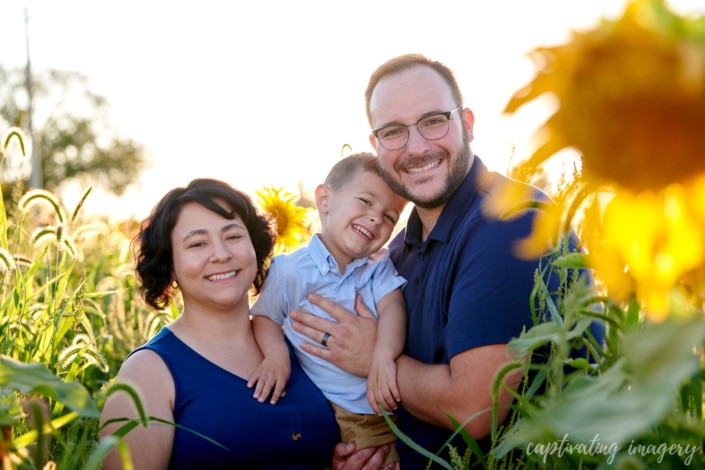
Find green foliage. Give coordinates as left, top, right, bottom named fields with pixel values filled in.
left=493, top=269, right=705, bottom=467
left=0, top=357, right=98, bottom=417
left=0, top=127, right=168, bottom=468
left=3, top=124, right=704, bottom=468
left=406, top=242, right=705, bottom=469
left=0, top=64, right=149, bottom=197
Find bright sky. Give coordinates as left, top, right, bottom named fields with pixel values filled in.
left=2, top=0, right=704, bottom=220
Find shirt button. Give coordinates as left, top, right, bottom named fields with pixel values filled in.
left=292, top=431, right=302, bottom=442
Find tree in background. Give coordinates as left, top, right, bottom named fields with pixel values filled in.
left=0, top=64, right=149, bottom=198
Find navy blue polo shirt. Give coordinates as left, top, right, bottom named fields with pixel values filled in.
left=389, top=157, right=558, bottom=467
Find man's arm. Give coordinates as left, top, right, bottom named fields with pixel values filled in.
left=291, top=293, right=523, bottom=439
left=394, top=344, right=522, bottom=438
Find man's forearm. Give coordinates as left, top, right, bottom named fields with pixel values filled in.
left=396, top=344, right=519, bottom=439
left=395, top=355, right=458, bottom=429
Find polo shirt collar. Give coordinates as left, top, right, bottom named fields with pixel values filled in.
left=404, top=156, right=487, bottom=247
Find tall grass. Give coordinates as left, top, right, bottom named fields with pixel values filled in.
left=0, top=127, right=169, bottom=468
left=2, top=122, right=703, bottom=468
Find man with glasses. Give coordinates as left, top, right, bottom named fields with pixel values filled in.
left=292, top=54, right=561, bottom=468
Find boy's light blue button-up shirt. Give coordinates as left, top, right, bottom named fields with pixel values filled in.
left=251, top=233, right=406, bottom=414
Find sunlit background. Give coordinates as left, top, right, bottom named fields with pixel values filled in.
left=2, top=0, right=703, bottom=220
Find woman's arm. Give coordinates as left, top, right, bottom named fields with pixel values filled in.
left=99, top=350, right=176, bottom=470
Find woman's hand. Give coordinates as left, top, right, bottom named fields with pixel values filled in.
left=332, top=442, right=395, bottom=470
left=290, top=294, right=378, bottom=377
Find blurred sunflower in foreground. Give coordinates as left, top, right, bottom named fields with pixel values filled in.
left=256, top=186, right=312, bottom=254
left=495, top=0, right=705, bottom=321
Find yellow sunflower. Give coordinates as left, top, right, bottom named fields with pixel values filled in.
left=499, top=0, right=705, bottom=321
left=505, top=0, right=705, bottom=191
left=582, top=182, right=705, bottom=321
left=255, top=186, right=311, bottom=255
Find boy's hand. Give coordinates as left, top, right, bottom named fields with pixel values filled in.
left=367, top=352, right=400, bottom=415
left=247, top=355, right=290, bottom=404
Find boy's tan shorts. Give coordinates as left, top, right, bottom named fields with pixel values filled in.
left=330, top=402, right=399, bottom=464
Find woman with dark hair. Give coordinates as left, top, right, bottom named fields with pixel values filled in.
left=99, top=178, right=391, bottom=469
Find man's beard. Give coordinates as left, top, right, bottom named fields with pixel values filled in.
left=379, top=135, right=472, bottom=209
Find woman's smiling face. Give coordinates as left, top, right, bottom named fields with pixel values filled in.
left=170, top=201, right=257, bottom=311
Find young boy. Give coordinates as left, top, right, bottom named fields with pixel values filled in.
left=249, top=152, right=407, bottom=466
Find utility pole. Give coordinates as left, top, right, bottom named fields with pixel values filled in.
left=25, top=6, right=42, bottom=189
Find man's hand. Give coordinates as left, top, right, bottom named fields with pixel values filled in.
left=332, top=442, right=394, bottom=470
left=290, top=294, right=378, bottom=377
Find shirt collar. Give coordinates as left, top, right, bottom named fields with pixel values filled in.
left=307, top=233, right=367, bottom=276
left=404, top=156, right=487, bottom=247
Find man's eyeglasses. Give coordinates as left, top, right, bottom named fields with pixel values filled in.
left=372, top=105, right=462, bottom=151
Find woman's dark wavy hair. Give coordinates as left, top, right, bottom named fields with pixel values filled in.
left=133, top=178, right=275, bottom=310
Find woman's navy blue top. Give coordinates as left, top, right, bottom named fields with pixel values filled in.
left=132, top=327, right=338, bottom=469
